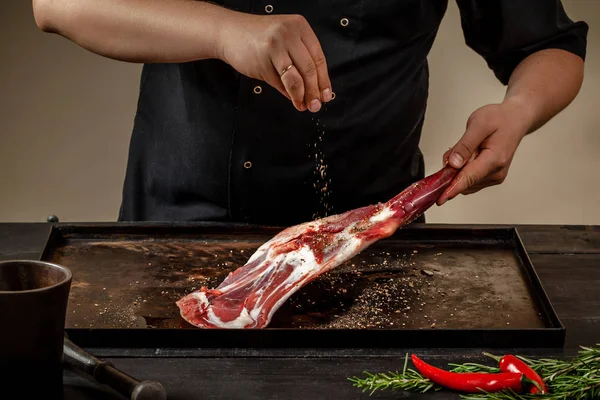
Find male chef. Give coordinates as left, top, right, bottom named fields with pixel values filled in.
left=32, top=0, right=588, bottom=226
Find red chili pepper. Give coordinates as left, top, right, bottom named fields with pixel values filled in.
left=411, top=354, right=525, bottom=394
left=499, top=355, right=548, bottom=394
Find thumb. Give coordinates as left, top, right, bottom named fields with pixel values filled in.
left=447, top=115, right=493, bottom=169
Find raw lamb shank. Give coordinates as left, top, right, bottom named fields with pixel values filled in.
left=177, top=165, right=458, bottom=329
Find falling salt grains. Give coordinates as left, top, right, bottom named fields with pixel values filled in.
left=311, top=117, right=333, bottom=219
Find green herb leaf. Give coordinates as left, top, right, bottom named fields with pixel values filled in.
left=349, top=344, right=600, bottom=399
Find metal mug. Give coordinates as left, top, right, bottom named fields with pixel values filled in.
left=0, top=260, right=72, bottom=399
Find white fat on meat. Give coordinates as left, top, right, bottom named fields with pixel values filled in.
left=368, top=205, right=394, bottom=223
left=194, top=229, right=365, bottom=328
left=191, top=291, right=255, bottom=329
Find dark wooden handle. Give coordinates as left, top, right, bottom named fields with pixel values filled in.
left=63, top=336, right=167, bottom=400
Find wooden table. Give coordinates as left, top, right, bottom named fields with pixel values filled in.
left=1, top=223, right=599, bottom=399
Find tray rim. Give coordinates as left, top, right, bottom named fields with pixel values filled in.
left=40, top=222, right=566, bottom=349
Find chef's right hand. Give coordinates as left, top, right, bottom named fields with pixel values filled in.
left=217, top=13, right=333, bottom=112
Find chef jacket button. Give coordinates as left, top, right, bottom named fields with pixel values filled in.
left=243, top=161, right=253, bottom=169
left=265, top=5, right=273, bottom=13
left=253, top=85, right=262, bottom=94
left=340, top=17, right=349, bottom=27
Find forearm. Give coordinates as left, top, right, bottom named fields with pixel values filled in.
left=502, top=48, right=585, bottom=134
left=32, top=0, right=234, bottom=63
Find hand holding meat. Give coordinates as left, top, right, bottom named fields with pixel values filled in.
left=437, top=100, right=531, bottom=205
left=217, top=13, right=333, bottom=112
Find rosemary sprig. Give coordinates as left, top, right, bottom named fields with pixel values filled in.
left=514, top=345, right=600, bottom=382
left=349, top=344, right=600, bottom=399
left=459, top=378, right=600, bottom=400
left=449, top=362, right=501, bottom=374
left=348, top=353, right=441, bottom=395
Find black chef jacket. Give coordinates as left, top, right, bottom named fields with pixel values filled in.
left=118, top=0, right=587, bottom=226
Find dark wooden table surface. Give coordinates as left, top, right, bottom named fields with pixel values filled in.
left=1, top=223, right=599, bottom=399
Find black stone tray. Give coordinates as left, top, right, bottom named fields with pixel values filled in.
left=39, top=223, right=565, bottom=348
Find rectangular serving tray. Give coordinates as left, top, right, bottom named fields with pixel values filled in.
left=39, top=223, right=565, bottom=348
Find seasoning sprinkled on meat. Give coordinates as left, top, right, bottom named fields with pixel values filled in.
left=176, top=166, right=457, bottom=329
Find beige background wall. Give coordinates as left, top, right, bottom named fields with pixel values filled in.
left=1, top=1, right=598, bottom=224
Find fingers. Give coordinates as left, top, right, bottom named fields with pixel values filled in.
left=461, top=186, right=485, bottom=195
left=269, top=16, right=332, bottom=113
left=273, top=52, right=307, bottom=111
left=447, top=111, right=497, bottom=169
left=461, top=179, right=501, bottom=195
left=437, top=148, right=500, bottom=206
left=442, top=147, right=478, bottom=167
left=301, top=29, right=332, bottom=103
left=264, top=65, right=291, bottom=101
left=288, top=38, right=322, bottom=112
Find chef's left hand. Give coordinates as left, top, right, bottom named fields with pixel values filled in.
left=437, top=100, right=531, bottom=206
